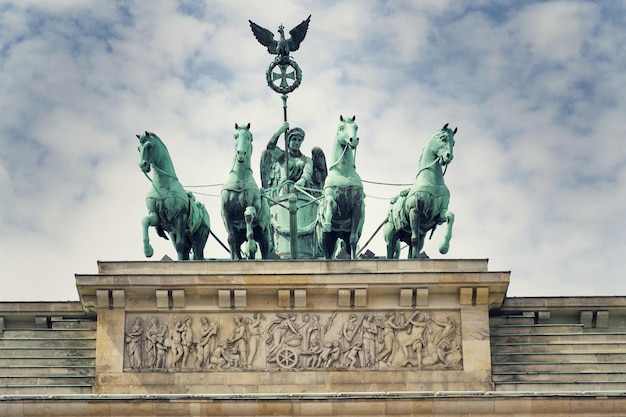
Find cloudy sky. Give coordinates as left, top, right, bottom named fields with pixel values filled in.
left=1, top=0, right=625, bottom=301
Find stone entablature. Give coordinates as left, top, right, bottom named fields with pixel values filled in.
left=74, top=259, right=509, bottom=394
left=496, top=296, right=626, bottom=329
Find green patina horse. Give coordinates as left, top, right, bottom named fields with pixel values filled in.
left=137, top=131, right=210, bottom=260
left=221, top=123, right=273, bottom=259
left=383, top=124, right=457, bottom=259
left=316, top=115, right=365, bottom=259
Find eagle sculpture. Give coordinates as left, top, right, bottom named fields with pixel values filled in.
left=249, top=15, right=311, bottom=63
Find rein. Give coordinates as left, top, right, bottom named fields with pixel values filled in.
left=414, top=156, right=444, bottom=179
left=141, top=139, right=181, bottom=196
left=328, top=140, right=356, bottom=171
left=142, top=160, right=181, bottom=199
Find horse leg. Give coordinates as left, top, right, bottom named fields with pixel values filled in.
left=142, top=212, right=159, bottom=258
left=438, top=210, right=455, bottom=254
left=226, top=225, right=240, bottom=260
left=191, top=225, right=206, bottom=261
left=190, top=206, right=209, bottom=261
left=383, top=221, right=396, bottom=259
left=191, top=234, right=202, bottom=261
left=322, top=188, right=337, bottom=232
left=244, top=207, right=258, bottom=260
left=174, top=214, right=188, bottom=261
left=408, top=207, right=421, bottom=259
left=349, top=202, right=364, bottom=260
left=222, top=206, right=240, bottom=260
left=405, top=234, right=413, bottom=259
left=326, top=233, right=337, bottom=260
left=257, top=225, right=272, bottom=259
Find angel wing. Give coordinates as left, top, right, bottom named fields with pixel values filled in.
left=310, top=146, right=327, bottom=196
left=260, top=149, right=280, bottom=190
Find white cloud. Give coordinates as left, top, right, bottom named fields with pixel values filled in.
left=1, top=1, right=626, bottom=301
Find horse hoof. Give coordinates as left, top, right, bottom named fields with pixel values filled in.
left=439, top=244, right=449, bottom=254
left=144, top=245, right=154, bottom=258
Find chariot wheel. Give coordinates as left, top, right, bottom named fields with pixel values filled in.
left=276, top=346, right=299, bottom=368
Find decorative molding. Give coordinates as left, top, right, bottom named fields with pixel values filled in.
left=400, top=288, right=429, bottom=307
left=338, top=289, right=367, bottom=308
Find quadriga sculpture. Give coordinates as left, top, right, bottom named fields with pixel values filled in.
left=137, top=132, right=210, bottom=260
left=221, top=123, right=274, bottom=259
left=316, top=115, right=365, bottom=259
left=384, top=124, right=457, bottom=259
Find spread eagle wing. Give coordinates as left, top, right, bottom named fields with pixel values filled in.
left=249, top=20, right=278, bottom=55
left=311, top=146, right=327, bottom=196
left=287, top=15, right=311, bottom=52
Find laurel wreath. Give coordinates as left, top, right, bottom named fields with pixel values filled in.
left=266, top=58, right=303, bottom=94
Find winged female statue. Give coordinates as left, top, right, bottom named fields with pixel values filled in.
left=261, top=122, right=326, bottom=197
left=260, top=122, right=327, bottom=258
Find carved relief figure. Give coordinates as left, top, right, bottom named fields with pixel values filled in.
left=378, top=312, right=407, bottom=366
left=420, top=314, right=461, bottom=367
left=227, top=315, right=249, bottom=368
left=300, top=339, right=322, bottom=368
left=266, top=313, right=300, bottom=364
left=361, top=313, right=379, bottom=368
left=123, top=311, right=461, bottom=372
left=169, top=319, right=185, bottom=368
left=246, top=313, right=265, bottom=367
left=180, top=317, right=195, bottom=368
left=399, top=311, right=427, bottom=367
left=144, top=317, right=160, bottom=368
left=309, top=340, right=339, bottom=369
left=208, top=343, right=230, bottom=371
left=440, top=341, right=462, bottom=366
left=339, top=313, right=364, bottom=367
left=125, top=317, right=144, bottom=369
left=196, top=317, right=217, bottom=368
left=155, top=323, right=169, bottom=369
left=346, top=342, right=361, bottom=368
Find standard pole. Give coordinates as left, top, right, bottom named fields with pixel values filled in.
left=282, top=94, right=299, bottom=259
left=288, top=193, right=298, bottom=259
left=281, top=94, right=290, bottom=194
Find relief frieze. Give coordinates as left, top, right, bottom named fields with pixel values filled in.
left=124, top=311, right=462, bottom=371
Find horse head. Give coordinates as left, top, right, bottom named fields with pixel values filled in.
left=429, top=123, right=457, bottom=166
left=337, top=115, right=359, bottom=150
left=137, top=131, right=156, bottom=173
left=233, top=123, right=253, bottom=165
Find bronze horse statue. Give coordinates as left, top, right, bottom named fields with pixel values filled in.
left=316, top=115, right=365, bottom=259
left=221, top=123, right=273, bottom=259
left=383, top=124, right=456, bottom=259
left=137, top=131, right=210, bottom=260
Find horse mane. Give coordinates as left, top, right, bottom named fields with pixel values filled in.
left=145, top=132, right=168, bottom=152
